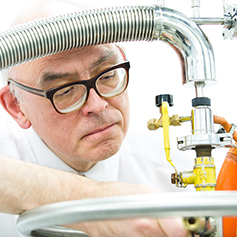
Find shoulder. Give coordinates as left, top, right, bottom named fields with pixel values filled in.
left=0, top=113, right=23, bottom=140
left=121, top=127, right=194, bottom=170
left=121, top=128, right=165, bottom=165
left=0, top=110, right=33, bottom=160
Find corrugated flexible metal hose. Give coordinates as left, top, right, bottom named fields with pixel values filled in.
left=0, top=6, right=155, bottom=70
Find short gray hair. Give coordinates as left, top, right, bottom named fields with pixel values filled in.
left=0, top=68, right=24, bottom=103
left=0, top=68, right=9, bottom=87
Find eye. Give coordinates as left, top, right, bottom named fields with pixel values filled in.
left=100, top=71, right=115, bottom=81
left=56, top=86, right=75, bottom=97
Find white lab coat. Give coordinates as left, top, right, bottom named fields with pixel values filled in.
left=0, top=113, right=196, bottom=236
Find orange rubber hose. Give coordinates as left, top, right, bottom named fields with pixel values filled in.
left=214, top=115, right=237, bottom=142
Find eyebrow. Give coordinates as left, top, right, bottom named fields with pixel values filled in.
left=41, top=72, right=73, bottom=82
left=39, top=50, right=116, bottom=86
left=38, top=72, right=78, bottom=88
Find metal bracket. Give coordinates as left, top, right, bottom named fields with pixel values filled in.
left=223, top=5, right=237, bottom=39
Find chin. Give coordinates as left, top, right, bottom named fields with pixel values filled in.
left=88, top=139, right=122, bottom=162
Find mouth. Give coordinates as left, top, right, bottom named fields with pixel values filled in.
left=83, top=123, right=116, bottom=139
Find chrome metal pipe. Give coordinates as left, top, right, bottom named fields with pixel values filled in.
left=17, top=191, right=237, bottom=236
left=0, top=5, right=215, bottom=87
left=191, top=0, right=200, bottom=18
left=191, top=17, right=225, bottom=25
left=158, top=7, right=215, bottom=86
left=31, top=226, right=90, bottom=237
left=195, top=81, right=205, bottom=97
left=191, top=107, right=214, bottom=134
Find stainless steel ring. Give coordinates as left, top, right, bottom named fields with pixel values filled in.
left=17, top=191, right=237, bottom=236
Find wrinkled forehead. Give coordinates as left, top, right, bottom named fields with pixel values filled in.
left=52, top=44, right=121, bottom=65
left=9, top=44, right=123, bottom=85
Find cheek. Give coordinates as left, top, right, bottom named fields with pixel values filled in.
left=21, top=93, right=50, bottom=111
left=23, top=98, right=76, bottom=149
left=123, top=93, right=130, bottom=129
left=20, top=94, right=61, bottom=130
left=112, top=91, right=130, bottom=133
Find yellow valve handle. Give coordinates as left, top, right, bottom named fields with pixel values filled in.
left=162, top=102, right=177, bottom=173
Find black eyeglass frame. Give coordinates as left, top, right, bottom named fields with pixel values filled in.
left=8, top=61, right=130, bottom=114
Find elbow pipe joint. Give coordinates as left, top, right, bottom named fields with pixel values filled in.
left=153, top=6, right=216, bottom=86
left=0, top=5, right=215, bottom=87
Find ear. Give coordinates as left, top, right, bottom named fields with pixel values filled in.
left=0, top=86, right=31, bottom=129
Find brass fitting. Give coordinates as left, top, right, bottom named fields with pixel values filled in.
left=170, top=114, right=182, bottom=126
left=147, top=115, right=189, bottom=130
left=147, top=118, right=163, bottom=130
left=183, top=217, right=216, bottom=235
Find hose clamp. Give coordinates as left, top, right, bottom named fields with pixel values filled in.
left=223, top=4, right=237, bottom=39
left=153, top=5, right=163, bottom=39
left=229, top=123, right=237, bottom=135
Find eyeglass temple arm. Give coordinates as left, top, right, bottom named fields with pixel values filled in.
left=8, top=79, right=46, bottom=97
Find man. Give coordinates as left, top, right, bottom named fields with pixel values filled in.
left=0, top=0, right=192, bottom=236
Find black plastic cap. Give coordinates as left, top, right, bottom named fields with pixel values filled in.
left=192, top=97, right=211, bottom=107
left=155, top=94, right=174, bottom=107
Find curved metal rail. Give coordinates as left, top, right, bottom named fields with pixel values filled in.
left=30, top=226, right=90, bottom=236
left=17, top=191, right=237, bottom=236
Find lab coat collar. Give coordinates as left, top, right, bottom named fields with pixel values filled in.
left=24, top=127, right=120, bottom=182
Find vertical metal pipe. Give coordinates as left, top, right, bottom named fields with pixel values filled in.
left=191, top=0, right=200, bottom=18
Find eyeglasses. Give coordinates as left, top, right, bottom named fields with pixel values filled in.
left=8, top=61, right=130, bottom=114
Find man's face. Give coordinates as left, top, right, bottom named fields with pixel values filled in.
left=9, top=44, right=130, bottom=172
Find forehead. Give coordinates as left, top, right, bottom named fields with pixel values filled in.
left=10, top=44, right=121, bottom=85
left=46, top=44, right=118, bottom=65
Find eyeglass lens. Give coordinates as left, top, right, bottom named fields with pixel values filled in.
left=53, top=67, right=128, bottom=113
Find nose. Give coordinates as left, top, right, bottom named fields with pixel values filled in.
left=80, top=88, right=108, bottom=116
